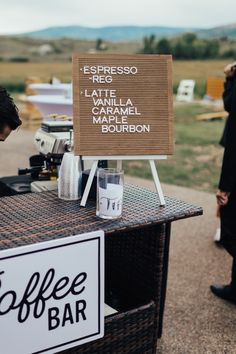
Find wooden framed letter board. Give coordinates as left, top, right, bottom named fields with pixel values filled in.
left=73, top=54, right=174, bottom=156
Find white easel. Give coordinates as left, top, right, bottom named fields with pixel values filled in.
left=80, top=155, right=167, bottom=207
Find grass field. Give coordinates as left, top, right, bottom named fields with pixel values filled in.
left=0, top=59, right=229, bottom=96
left=0, top=62, right=72, bottom=91
left=123, top=102, right=225, bottom=193
left=173, top=60, right=228, bottom=97
left=0, top=59, right=228, bottom=193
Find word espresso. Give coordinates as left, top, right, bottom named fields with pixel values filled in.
left=0, top=269, right=87, bottom=331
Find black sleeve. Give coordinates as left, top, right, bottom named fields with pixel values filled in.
left=223, top=78, right=234, bottom=113
left=219, top=78, right=236, bottom=192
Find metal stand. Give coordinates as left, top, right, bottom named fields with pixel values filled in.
left=80, top=155, right=167, bottom=207
left=80, top=160, right=98, bottom=207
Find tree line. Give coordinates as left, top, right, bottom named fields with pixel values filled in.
left=140, top=33, right=236, bottom=59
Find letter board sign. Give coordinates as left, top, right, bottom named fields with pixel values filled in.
left=0, top=231, right=104, bottom=354
left=73, top=54, right=174, bottom=156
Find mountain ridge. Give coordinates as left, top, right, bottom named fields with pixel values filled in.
left=197, top=22, right=236, bottom=39
left=13, top=23, right=236, bottom=41
left=21, top=25, right=200, bottom=41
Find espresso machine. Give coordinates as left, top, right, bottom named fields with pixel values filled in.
left=0, top=116, right=73, bottom=196
left=0, top=115, right=107, bottom=197
left=28, top=118, right=74, bottom=192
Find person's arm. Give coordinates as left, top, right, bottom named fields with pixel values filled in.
left=218, top=77, right=236, bottom=196
left=223, top=63, right=236, bottom=112
left=223, top=78, right=234, bottom=113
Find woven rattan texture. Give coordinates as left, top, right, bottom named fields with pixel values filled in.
left=0, top=184, right=202, bottom=250
left=59, top=301, right=155, bottom=354
left=63, top=224, right=164, bottom=354
left=0, top=185, right=201, bottom=354
left=105, top=224, right=165, bottom=306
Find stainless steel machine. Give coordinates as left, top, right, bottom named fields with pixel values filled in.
left=24, top=118, right=73, bottom=178
left=0, top=116, right=107, bottom=197
left=34, top=119, right=73, bottom=155
left=0, top=117, right=73, bottom=196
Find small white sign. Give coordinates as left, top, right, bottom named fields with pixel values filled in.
left=0, top=231, right=104, bottom=354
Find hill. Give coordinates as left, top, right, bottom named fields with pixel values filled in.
left=21, top=24, right=236, bottom=41
left=0, top=35, right=143, bottom=63
left=22, top=25, right=198, bottom=41
left=197, top=23, right=236, bottom=39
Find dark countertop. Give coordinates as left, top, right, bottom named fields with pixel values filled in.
left=0, top=184, right=202, bottom=250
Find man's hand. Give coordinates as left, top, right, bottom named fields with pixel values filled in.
left=216, top=190, right=230, bottom=206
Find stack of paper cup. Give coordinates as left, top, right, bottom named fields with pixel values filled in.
left=58, top=152, right=81, bottom=200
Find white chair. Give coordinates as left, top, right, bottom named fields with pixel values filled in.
left=176, top=80, right=195, bottom=102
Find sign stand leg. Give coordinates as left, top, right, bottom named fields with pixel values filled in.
left=149, top=160, right=166, bottom=206
left=80, top=157, right=166, bottom=207
left=117, top=160, right=122, bottom=170
left=80, top=160, right=98, bottom=207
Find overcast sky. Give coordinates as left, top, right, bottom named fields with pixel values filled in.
left=0, top=0, right=236, bottom=34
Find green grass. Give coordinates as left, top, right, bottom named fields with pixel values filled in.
left=0, top=59, right=229, bottom=96
left=124, top=102, right=226, bottom=193
left=174, top=103, right=224, bottom=145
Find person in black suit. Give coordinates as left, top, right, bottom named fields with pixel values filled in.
left=210, top=62, right=236, bottom=304
left=0, top=87, right=21, bottom=142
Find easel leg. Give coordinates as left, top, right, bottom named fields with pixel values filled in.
left=149, top=160, right=166, bottom=206
left=80, top=160, right=98, bottom=207
left=117, top=160, right=122, bottom=170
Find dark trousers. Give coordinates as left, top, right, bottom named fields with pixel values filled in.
left=220, top=188, right=236, bottom=292
left=231, top=259, right=236, bottom=292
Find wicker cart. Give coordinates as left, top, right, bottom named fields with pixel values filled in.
left=0, top=184, right=202, bottom=354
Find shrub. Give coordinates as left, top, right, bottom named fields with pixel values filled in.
left=9, top=57, right=29, bottom=63
left=0, top=81, right=25, bottom=93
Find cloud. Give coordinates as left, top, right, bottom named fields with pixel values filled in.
left=0, top=0, right=236, bottom=34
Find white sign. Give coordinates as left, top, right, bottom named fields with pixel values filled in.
left=0, top=231, right=104, bottom=354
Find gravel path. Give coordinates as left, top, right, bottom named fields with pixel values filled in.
left=126, top=176, right=235, bottom=354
